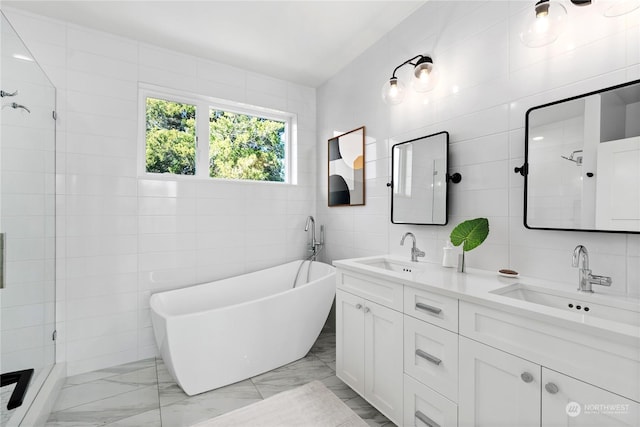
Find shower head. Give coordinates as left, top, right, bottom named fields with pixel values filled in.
left=561, top=149, right=583, bottom=166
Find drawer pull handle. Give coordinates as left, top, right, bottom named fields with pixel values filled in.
left=364, top=307, right=370, bottom=313
left=355, top=304, right=362, bottom=310
left=416, top=349, right=442, bottom=366
left=521, top=372, right=534, bottom=383
left=415, top=410, right=440, bottom=427
left=545, top=382, right=559, bottom=394
left=415, top=302, right=442, bottom=315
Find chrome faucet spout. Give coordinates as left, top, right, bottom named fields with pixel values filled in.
left=305, top=216, right=322, bottom=261
left=401, top=232, right=425, bottom=262
left=572, top=245, right=611, bottom=293
left=572, top=245, right=589, bottom=270
left=305, top=216, right=316, bottom=246
left=305, top=215, right=314, bottom=232
left=400, top=232, right=415, bottom=246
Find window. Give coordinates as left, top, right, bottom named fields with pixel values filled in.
left=209, top=110, right=286, bottom=182
left=145, top=97, right=196, bottom=175
left=140, top=85, right=294, bottom=183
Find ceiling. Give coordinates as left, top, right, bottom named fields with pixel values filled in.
left=4, top=1, right=425, bottom=87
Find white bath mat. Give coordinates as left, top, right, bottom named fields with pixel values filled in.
left=191, top=380, right=368, bottom=427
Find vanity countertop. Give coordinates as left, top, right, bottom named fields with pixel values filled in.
left=333, top=255, right=640, bottom=343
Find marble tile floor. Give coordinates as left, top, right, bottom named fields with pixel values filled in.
left=45, top=330, right=393, bottom=427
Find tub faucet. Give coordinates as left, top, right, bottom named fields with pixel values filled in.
left=401, top=232, right=425, bottom=262
left=305, top=216, right=323, bottom=260
left=572, top=245, right=612, bottom=293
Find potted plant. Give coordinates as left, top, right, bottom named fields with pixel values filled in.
left=449, top=217, right=489, bottom=272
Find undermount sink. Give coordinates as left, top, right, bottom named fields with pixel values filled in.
left=491, top=283, right=640, bottom=327
left=354, top=257, right=426, bottom=274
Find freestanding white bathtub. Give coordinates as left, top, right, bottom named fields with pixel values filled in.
left=150, top=260, right=336, bottom=396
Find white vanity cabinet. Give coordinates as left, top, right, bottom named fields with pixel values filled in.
left=336, top=266, right=461, bottom=427
left=459, top=336, right=640, bottom=427
left=335, top=271, right=403, bottom=425
left=459, top=301, right=640, bottom=427
left=334, top=257, right=640, bottom=427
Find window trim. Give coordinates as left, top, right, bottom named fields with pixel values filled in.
left=138, top=83, right=296, bottom=184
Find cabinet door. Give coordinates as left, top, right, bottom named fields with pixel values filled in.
left=459, top=336, right=540, bottom=427
left=364, top=299, right=403, bottom=425
left=336, top=289, right=365, bottom=395
left=542, top=367, right=640, bottom=426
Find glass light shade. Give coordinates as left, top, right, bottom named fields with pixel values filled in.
left=601, top=0, right=640, bottom=17
left=520, top=0, right=568, bottom=48
left=412, top=67, right=438, bottom=93
left=381, top=77, right=406, bottom=105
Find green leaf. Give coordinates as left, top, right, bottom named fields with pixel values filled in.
left=450, top=218, right=489, bottom=252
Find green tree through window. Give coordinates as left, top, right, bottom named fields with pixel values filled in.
left=144, top=96, right=288, bottom=182
left=209, top=110, right=285, bottom=182
left=145, top=98, right=196, bottom=175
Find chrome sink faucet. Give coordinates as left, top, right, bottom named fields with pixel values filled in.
left=401, top=232, right=425, bottom=262
left=572, top=245, right=612, bottom=293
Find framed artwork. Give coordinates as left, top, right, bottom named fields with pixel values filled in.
left=328, top=126, right=365, bottom=206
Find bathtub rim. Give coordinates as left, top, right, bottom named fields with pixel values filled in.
left=150, top=260, right=335, bottom=319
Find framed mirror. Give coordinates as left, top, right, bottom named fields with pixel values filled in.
left=390, top=131, right=449, bottom=225
left=524, top=79, right=640, bottom=233
left=328, top=126, right=365, bottom=207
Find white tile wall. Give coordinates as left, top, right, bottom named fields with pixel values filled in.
left=4, top=7, right=317, bottom=376
left=317, top=1, right=640, bottom=297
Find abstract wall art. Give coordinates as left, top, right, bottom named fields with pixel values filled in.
left=328, top=126, right=365, bottom=206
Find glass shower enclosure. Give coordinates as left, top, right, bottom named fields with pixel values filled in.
left=0, top=12, right=56, bottom=425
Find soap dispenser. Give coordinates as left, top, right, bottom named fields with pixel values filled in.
left=442, top=240, right=455, bottom=268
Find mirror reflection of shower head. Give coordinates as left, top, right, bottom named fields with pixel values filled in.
left=561, top=149, right=583, bottom=166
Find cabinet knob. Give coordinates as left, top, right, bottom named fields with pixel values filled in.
left=520, top=372, right=534, bottom=383
left=545, top=382, right=559, bottom=394
left=364, top=307, right=371, bottom=313
left=355, top=304, right=362, bottom=310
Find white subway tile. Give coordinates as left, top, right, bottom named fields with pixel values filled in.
left=67, top=26, right=138, bottom=63
left=67, top=49, right=138, bottom=81
left=139, top=44, right=197, bottom=76
left=66, top=293, right=138, bottom=321
left=66, top=311, right=137, bottom=342
left=197, top=59, right=246, bottom=88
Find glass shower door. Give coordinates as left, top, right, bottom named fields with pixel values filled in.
left=0, top=12, right=56, bottom=425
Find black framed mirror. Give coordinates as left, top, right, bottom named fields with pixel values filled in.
left=390, top=131, right=449, bottom=225
left=523, top=79, right=640, bottom=233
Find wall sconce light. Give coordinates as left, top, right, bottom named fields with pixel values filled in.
left=382, top=55, right=437, bottom=105
left=520, top=0, right=568, bottom=48
left=521, top=0, right=639, bottom=48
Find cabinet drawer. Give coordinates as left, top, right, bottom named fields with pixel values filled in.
left=404, top=374, right=457, bottom=427
left=404, top=315, right=458, bottom=402
left=404, top=286, right=458, bottom=332
left=337, top=270, right=403, bottom=311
